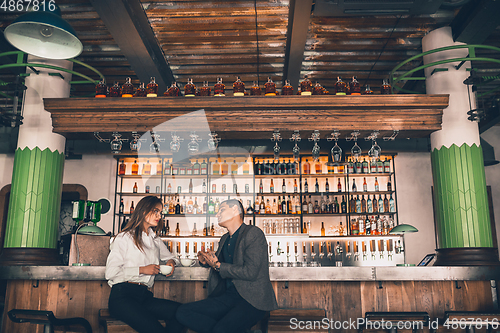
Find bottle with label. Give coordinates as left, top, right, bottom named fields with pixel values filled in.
left=281, top=179, right=286, bottom=193
left=191, top=160, right=200, bottom=175
left=231, top=160, right=238, bottom=175
left=362, top=159, right=369, bottom=174
left=221, top=160, right=228, bottom=175
left=363, top=85, right=373, bottom=95
left=304, top=179, right=309, bottom=193
left=146, top=77, right=158, bottom=97
left=265, top=200, right=271, bottom=214
left=300, top=75, right=312, bottom=95
left=349, top=196, right=355, bottom=213
left=363, top=177, right=367, bottom=192
left=133, top=182, right=138, bottom=193
left=165, top=220, right=170, bottom=236
left=164, top=81, right=181, bottom=96
left=333, top=197, right=339, bottom=213
left=109, top=81, right=121, bottom=97
left=193, top=197, right=199, bottom=214
left=186, top=163, right=193, bottom=175
left=321, top=222, right=326, bottom=236
left=175, top=223, right=180, bottom=236
left=367, top=195, right=373, bottom=213
left=312, top=81, right=324, bottom=95
left=294, top=179, right=298, bottom=193
left=371, top=218, right=377, bottom=235
left=337, top=178, right=342, bottom=192
left=355, top=196, right=361, bottom=213
left=187, top=197, right=194, bottom=214
left=384, top=194, right=389, bottom=212
left=313, top=200, right=320, bottom=214
left=259, top=179, right=263, bottom=193
left=260, top=197, right=266, bottom=214
left=250, top=81, right=261, bottom=95
left=355, top=159, right=362, bottom=174
left=347, top=157, right=354, bottom=174
left=315, top=160, right=322, bottom=174
left=269, top=179, right=274, bottom=193
left=264, top=77, right=276, bottom=96
left=132, top=160, right=139, bottom=175
left=372, top=195, right=378, bottom=213
left=378, top=195, right=384, bottom=213
left=191, top=222, right=197, bottom=236
left=214, top=77, right=225, bottom=96
left=341, top=196, right=347, bottom=213
left=175, top=198, right=181, bottom=214
left=130, top=201, right=135, bottom=214
left=374, top=177, right=379, bottom=191
left=308, top=195, right=314, bottom=214
left=389, top=194, right=395, bottom=212
left=208, top=198, right=215, bottom=214
left=380, top=79, right=391, bottom=95
left=118, top=160, right=126, bottom=175
left=119, top=198, right=124, bottom=214
left=325, top=178, right=330, bottom=193
left=303, top=221, right=308, bottom=234
left=287, top=195, right=293, bottom=214
left=349, top=76, right=361, bottom=95
left=200, top=80, right=211, bottom=96
left=222, top=184, right=226, bottom=193
left=377, top=158, right=384, bottom=173
left=233, top=76, right=245, bottom=96
left=335, top=77, right=347, bottom=95
left=121, top=77, right=134, bottom=97
left=302, top=196, right=308, bottom=213
left=167, top=183, right=172, bottom=194
left=95, top=78, right=108, bottom=98
left=184, top=78, right=196, bottom=97
left=213, top=159, right=220, bottom=175
left=189, top=179, right=193, bottom=193
left=365, top=217, right=371, bottom=235
left=352, top=179, right=357, bottom=192
left=320, top=194, right=326, bottom=213
left=384, top=157, right=391, bottom=173
left=303, top=159, right=310, bottom=174
left=282, top=79, right=293, bottom=95
left=135, top=82, right=147, bottom=98
left=243, top=158, right=250, bottom=174
left=143, top=160, right=151, bottom=175
left=163, top=159, right=171, bottom=175
left=315, top=178, right=320, bottom=193
left=201, top=159, right=208, bottom=175
left=370, top=159, right=377, bottom=173
left=361, top=195, right=367, bottom=213
left=358, top=218, right=365, bottom=235
left=387, top=179, right=392, bottom=192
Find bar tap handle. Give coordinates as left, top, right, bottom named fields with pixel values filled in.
left=302, top=242, right=307, bottom=265
left=319, top=241, right=325, bottom=259
left=277, top=241, right=283, bottom=256
left=353, top=241, right=359, bottom=261
left=310, top=242, right=316, bottom=264
left=362, top=241, right=367, bottom=261
left=294, top=242, right=299, bottom=265
left=268, top=242, right=273, bottom=267
left=395, top=239, right=403, bottom=254
left=177, top=241, right=181, bottom=259
left=185, top=241, right=190, bottom=259
left=346, top=241, right=352, bottom=260
left=335, top=241, right=343, bottom=267
left=327, top=241, right=333, bottom=260
left=370, top=240, right=376, bottom=260
left=387, top=239, right=393, bottom=261
left=286, top=242, right=291, bottom=266
left=379, top=240, right=385, bottom=259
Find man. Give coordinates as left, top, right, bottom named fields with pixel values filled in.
left=176, top=199, right=278, bottom=333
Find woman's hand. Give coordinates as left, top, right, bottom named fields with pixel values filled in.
left=139, top=264, right=160, bottom=275
left=164, top=259, right=176, bottom=277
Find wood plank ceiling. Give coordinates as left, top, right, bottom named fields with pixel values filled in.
left=1, top=0, right=499, bottom=140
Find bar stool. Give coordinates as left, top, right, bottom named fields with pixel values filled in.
left=434, top=311, right=500, bottom=333
left=8, top=309, right=92, bottom=333
left=358, top=312, right=430, bottom=333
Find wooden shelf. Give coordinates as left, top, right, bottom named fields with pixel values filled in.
left=44, top=95, right=448, bottom=139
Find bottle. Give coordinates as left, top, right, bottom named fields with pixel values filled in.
left=260, top=197, right=266, bottom=214
left=202, top=222, right=207, bottom=236
left=95, top=79, right=108, bottom=98
left=214, top=77, right=225, bottom=96
left=361, top=195, right=367, bottom=213
left=374, top=177, right=379, bottom=191
left=355, top=195, right=361, bottom=213
left=155, top=160, right=162, bottom=175
left=304, top=179, right=309, bottom=193
left=193, top=160, right=200, bottom=175
left=175, top=198, right=181, bottom=214
left=372, top=195, right=378, bottom=213
left=347, top=157, right=354, bottom=174
left=233, top=76, right=245, bottom=96
left=359, top=218, right=365, bottom=235
left=243, top=158, right=250, bottom=174
left=312, top=81, right=324, bottom=95
left=362, top=158, right=369, bottom=174
left=231, top=160, right=238, bottom=175
left=221, top=160, right=228, bottom=175
left=303, top=159, right=310, bottom=174
left=315, top=178, right=320, bottom=193
left=333, top=197, right=339, bottom=213
left=200, top=80, right=211, bottom=96
left=143, top=160, right=151, bottom=175
left=210, top=223, right=215, bottom=236
left=184, top=78, right=196, bottom=97
left=355, top=159, right=362, bottom=174
left=337, top=178, right=342, bottom=192
left=295, top=196, right=301, bottom=214
left=349, top=196, right=355, bottom=213
left=222, top=184, right=226, bottom=193
left=132, top=82, right=146, bottom=98
left=367, top=195, right=373, bottom=213
left=282, top=179, right=286, bottom=193
left=321, top=222, right=326, bottom=236
left=132, top=160, right=139, bottom=175
left=133, top=182, right=138, bottom=193
left=300, top=75, right=312, bottom=95
left=287, top=195, right=293, bottom=214
left=334, top=77, right=347, bottom=95
left=308, top=195, right=313, bottom=214
left=109, top=81, right=121, bottom=97
left=363, top=85, right=373, bottom=95
left=233, top=184, right=238, bottom=193
left=313, top=200, right=320, bottom=214
left=282, top=79, right=293, bottom=95
left=165, top=81, right=181, bottom=96
left=165, top=220, right=170, bottom=236
left=169, top=199, right=175, bottom=214
left=265, top=199, right=271, bottom=214
left=339, top=222, right=345, bottom=236
left=193, top=197, right=199, bottom=214
left=187, top=196, right=194, bottom=214
left=303, top=221, right=308, bottom=234
left=371, top=218, right=377, bottom=235
left=119, top=198, right=124, bottom=214
left=325, top=178, right=330, bottom=193
left=384, top=157, right=391, bottom=173
left=377, top=158, right=384, bottom=173
left=201, top=159, right=208, bottom=175
left=384, top=194, right=389, bottom=213
left=352, top=179, right=357, bottom=192
left=387, top=179, right=392, bottom=192
left=349, top=76, right=361, bottom=95
left=264, top=77, right=276, bottom=96
left=213, top=159, right=220, bottom=175
left=203, top=197, right=208, bottom=214
left=246, top=200, right=254, bottom=214
left=389, top=194, right=395, bottom=212
left=167, top=183, right=172, bottom=194
left=320, top=194, right=326, bottom=213
left=282, top=196, right=288, bottom=214
left=270, top=179, right=274, bottom=193
left=130, top=201, right=135, bottom=214
left=188, top=179, right=193, bottom=193
left=363, top=177, right=367, bottom=192
left=365, top=217, right=371, bottom=235
left=121, top=77, right=134, bottom=97
left=250, top=81, right=261, bottom=95
left=370, top=159, right=377, bottom=173
left=119, top=160, right=126, bottom=175
left=272, top=198, right=278, bottom=214
left=315, top=160, right=322, bottom=174
left=341, top=196, right=347, bottom=213
left=302, top=196, right=308, bottom=213
left=172, top=162, right=179, bottom=175
left=214, top=198, right=220, bottom=213
left=259, top=179, right=263, bottom=193
left=175, top=223, right=180, bottom=236
left=146, top=77, right=158, bottom=97
left=380, top=79, right=391, bottom=95
left=378, top=195, right=384, bottom=213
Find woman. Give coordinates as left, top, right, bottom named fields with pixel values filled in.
left=105, top=196, right=184, bottom=333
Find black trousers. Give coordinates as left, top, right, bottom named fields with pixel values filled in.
left=175, top=285, right=266, bottom=333
left=108, top=282, right=184, bottom=333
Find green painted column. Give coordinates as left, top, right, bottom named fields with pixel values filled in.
left=0, top=56, right=71, bottom=265
left=423, top=27, right=496, bottom=265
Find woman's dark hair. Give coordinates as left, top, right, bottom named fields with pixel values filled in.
left=120, top=196, right=162, bottom=252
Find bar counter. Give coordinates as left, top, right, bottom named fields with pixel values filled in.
left=2, top=265, right=499, bottom=333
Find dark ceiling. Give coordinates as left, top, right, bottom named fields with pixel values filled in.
left=0, top=0, right=499, bottom=153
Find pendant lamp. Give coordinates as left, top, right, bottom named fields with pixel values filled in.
left=4, top=5, right=82, bottom=59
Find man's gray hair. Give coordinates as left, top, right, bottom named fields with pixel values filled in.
left=222, top=199, right=244, bottom=221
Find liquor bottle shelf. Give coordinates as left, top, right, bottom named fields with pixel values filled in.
left=163, top=214, right=208, bottom=217
left=255, top=193, right=302, bottom=196
left=348, top=212, right=397, bottom=215
left=255, top=174, right=300, bottom=178
left=344, top=173, right=393, bottom=177
left=302, top=213, right=349, bottom=216
left=210, top=174, right=253, bottom=178
left=119, top=174, right=162, bottom=178
left=165, top=174, right=208, bottom=178
left=208, top=193, right=253, bottom=196
left=117, top=192, right=162, bottom=196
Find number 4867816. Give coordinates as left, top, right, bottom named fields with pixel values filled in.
left=1, top=0, right=56, bottom=12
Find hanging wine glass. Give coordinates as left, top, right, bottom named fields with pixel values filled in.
left=273, top=142, right=280, bottom=160
left=188, top=132, right=201, bottom=154
left=150, top=141, right=160, bottom=153
left=170, top=133, right=183, bottom=152
left=351, top=140, right=361, bottom=160
left=130, top=132, right=141, bottom=152
left=271, top=130, right=282, bottom=161
left=207, top=132, right=221, bottom=151
left=110, top=132, right=123, bottom=154
left=370, top=140, right=381, bottom=159
left=331, top=141, right=342, bottom=163
left=312, top=142, right=321, bottom=161
left=290, top=130, right=301, bottom=162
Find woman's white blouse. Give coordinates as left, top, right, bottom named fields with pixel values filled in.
left=105, top=229, right=178, bottom=288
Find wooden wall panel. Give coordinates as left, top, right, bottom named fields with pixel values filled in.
left=2, top=279, right=495, bottom=333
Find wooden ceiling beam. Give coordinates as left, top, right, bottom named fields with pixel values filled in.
left=89, top=0, right=174, bottom=92
left=283, top=0, right=314, bottom=89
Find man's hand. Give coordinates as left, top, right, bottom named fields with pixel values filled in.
left=203, top=249, right=219, bottom=269
left=197, top=251, right=208, bottom=265
left=139, top=264, right=159, bottom=275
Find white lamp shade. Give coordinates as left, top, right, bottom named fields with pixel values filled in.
left=4, top=11, right=83, bottom=59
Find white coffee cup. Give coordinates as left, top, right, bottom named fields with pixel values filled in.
left=160, top=265, right=173, bottom=275
left=180, top=258, right=196, bottom=267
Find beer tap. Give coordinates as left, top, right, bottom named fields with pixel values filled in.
left=354, top=241, right=360, bottom=261
left=327, top=241, right=333, bottom=260
left=286, top=242, right=291, bottom=267
left=395, top=239, right=404, bottom=254
left=319, top=241, right=325, bottom=259
left=185, top=241, right=190, bottom=259
left=335, top=241, right=343, bottom=266
left=177, top=241, right=181, bottom=260
left=387, top=239, right=394, bottom=261
left=346, top=241, right=352, bottom=260
left=302, top=242, right=307, bottom=266
left=362, top=241, right=368, bottom=261
left=268, top=242, right=273, bottom=267
left=276, top=241, right=283, bottom=267
left=370, top=240, right=376, bottom=260
left=310, top=242, right=317, bottom=266
left=379, top=240, right=385, bottom=259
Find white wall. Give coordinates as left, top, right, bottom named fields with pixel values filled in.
left=0, top=154, right=14, bottom=190
left=482, top=126, right=500, bottom=251
left=394, top=153, right=436, bottom=264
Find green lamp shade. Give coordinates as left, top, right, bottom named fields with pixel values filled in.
left=389, top=224, right=419, bottom=234
left=4, top=10, right=83, bottom=59
left=78, top=223, right=106, bottom=235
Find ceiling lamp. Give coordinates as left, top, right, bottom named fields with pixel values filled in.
left=4, top=5, right=83, bottom=59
